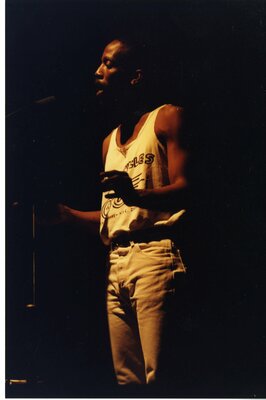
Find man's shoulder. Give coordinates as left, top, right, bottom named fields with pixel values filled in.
left=102, top=130, right=114, bottom=163
left=157, top=103, right=184, bottom=118
left=102, top=131, right=113, bottom=146
left=155, top=104, right=185, bottom=137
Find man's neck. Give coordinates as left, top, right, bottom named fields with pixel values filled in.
left=97, top=92, right=150, bottom=134
left=113, top=90, right=149, bottom=121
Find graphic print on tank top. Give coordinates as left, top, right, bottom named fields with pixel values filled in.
left=100, top=105, right=185, bottom=245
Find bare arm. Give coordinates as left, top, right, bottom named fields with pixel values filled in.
left=101, top=105, right=189, bottom=211
left=38, top=133, right=114, bottom=232
left=37, top=203, right=101, bottom=235
left=60, top=205, right=101, bottom=235
left=138, top=105, right=188, bottom=210
left=37, top=138, right=110, bottom=233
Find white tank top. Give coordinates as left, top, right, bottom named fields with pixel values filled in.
left=100, top=105, right=186, bottom=245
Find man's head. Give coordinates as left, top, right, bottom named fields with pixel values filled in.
left=94, top=38, right=145, bottom=103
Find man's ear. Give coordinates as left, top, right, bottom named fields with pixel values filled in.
left=130, top=69, right=143, bottom=86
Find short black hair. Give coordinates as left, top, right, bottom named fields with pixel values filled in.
left=109, top=34, right=150, bottom=72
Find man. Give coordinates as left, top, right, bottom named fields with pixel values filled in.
left=53, top=37, right=189, bottom=387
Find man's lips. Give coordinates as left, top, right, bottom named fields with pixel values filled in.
left=95, top=80, right=104, bottom=88
left=95, top=81, right=105, bottom=95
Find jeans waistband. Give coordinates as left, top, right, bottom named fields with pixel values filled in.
left=110, top=227, right=176, bottom=251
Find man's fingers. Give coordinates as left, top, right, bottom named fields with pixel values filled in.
left=100, top=170, right=128, bottom=178
left=101, top=178, right=116, bottom=191
left=100, top=175, right=129, bottom=191
left=105, top=192, right=117, bottom=199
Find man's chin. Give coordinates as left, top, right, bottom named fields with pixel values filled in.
left=95, top=89, right=108, bottom=106
left=95, top=89, right=118, bottom=106
left=96, top=89, right=104, bottom=96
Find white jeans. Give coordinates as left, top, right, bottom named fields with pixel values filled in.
left=107, top=239, right=186, bottom=385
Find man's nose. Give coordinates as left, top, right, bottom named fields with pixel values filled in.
left=95, top=63, right=104, bottom=78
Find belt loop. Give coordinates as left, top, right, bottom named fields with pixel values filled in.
left=171, top=240, right=176, bottom=252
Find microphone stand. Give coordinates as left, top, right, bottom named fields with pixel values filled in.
left=7, top=96, right=57, bottom=311
left=26, top=204, right=36, bottom=309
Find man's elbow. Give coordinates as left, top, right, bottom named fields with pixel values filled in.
left=172, top=176, right=189, bottom=190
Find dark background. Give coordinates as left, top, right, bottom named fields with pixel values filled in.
left=6, top=0, right=265, bottom=397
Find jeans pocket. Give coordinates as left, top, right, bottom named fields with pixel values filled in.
left=135, top=240, right=174, bottom=265
left=171, top=246, right=187, bottom=273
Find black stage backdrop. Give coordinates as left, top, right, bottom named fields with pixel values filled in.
left=6, top=0, right=265, bottom=397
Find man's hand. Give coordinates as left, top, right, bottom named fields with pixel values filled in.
left=36, top=202, right=73, bottom=226
left=100, top=170, right=140, bottom=206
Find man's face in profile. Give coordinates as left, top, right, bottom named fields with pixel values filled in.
left=94, top=40, right=133, bottom=102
